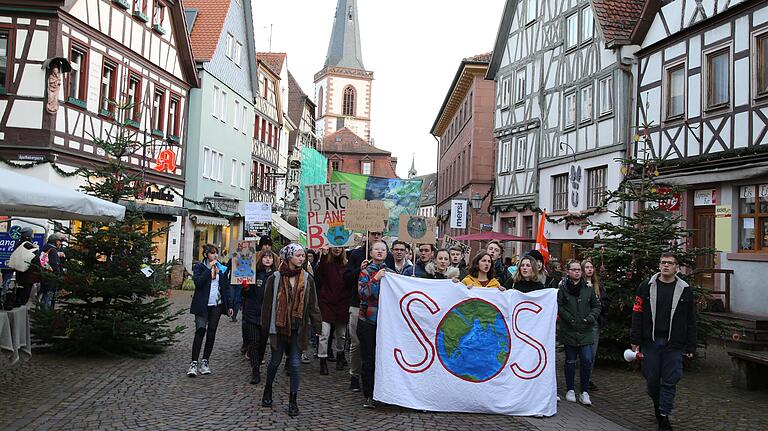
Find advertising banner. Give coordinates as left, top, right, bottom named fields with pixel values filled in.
left=450, top=200, right=468, bottom=229
left=0, top=228, right=45, bottom=269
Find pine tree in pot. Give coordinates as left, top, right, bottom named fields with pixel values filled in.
left=32, top=104, right=185, bottom=357
left=578, top=156, right=720, bottom=363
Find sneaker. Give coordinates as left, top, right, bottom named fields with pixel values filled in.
left=187, top=361, right=198, bottom=377
left=350, top=375, right=361, bottom=391
left=199, top=359, right=211, bottom=375
left=363, top=397, right=375, bottom=409
left=565, top=390, right=577, bottom=402
left=301, top=352, right=311, bottom=364
left=658, top=414, right=673, bottom=430
left=579, top=392, right=592, bottom=406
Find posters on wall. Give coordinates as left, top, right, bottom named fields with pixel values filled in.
left=245, top=202, right=272, bottom=239
left=331, top=171, right=423, bottom=238
left=398, top=214, right=437, bottom=244
left=345, top=200, right=389, bottom=233
left=230, top=240, right=258, bottom=285
left=298, top=147, right=329, bottom=233
left=305, top=183, right=354, bottom=249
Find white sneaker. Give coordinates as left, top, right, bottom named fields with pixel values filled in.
left=565, top=390, right=577, bottom=402
left=199, top=359, right=211, bottom=375
left=187, top=361, right=198, bottom=377
left=580, top=392, right=592, bottom=406
left=301, top=352, right=311, bottom=364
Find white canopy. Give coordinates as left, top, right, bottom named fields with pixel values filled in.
left=0, top=168, right=125, bottom=222
left=271, top=213, right=304, bottom=242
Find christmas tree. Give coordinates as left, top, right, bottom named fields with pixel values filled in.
left=579, top=155, right=719, bottom=363
left=32, top=104, right=184, bottom=356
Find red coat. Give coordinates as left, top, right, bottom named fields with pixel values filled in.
left=315, top=258, right=349, bottom=324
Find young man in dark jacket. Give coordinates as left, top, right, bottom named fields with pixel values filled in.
left=413, top=243, right=435, bottom=278
left=39, top=232, right=66, bottom=310
left=631, top=252, right=696, bottom=430
left=343, top=231, right=394, bottom=391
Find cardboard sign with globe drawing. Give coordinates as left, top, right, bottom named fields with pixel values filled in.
left=398, top=214, right=437, bottom=244
left=305, top=183, right=354, bottom=249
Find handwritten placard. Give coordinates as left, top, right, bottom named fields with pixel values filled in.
left=398, top=214, right=437, bottom=244
left=230, top=240, right=258, bottom=285
left=305, top=183, right=353, bottom=249
left=345, top=200, right=389, bottom=232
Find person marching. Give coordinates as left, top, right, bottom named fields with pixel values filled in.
left=630, top=253, right=696, bottom=430
left=503, top=254, right=544, bottom=292
left=315, top=247, right=350, bottom=375
left=582, top=258, right=607, bottom=392
left=391, top=240, right=414, bottom=276
left=357, top=241, right=392, bottom=408
left=413, top=243, right=435, bottom=277
left=421, top=249, right=460, bottom=280
left=461, top=252, right=503, bottom=290
left=528, top=249, right=558, bottom=289
left=261, top=243, right=322, bottom=417
left=486, top=240, right=509, bottom=285
left=187, top=244, right=233, bottom=377
left=242, top=250, right=278, bottom=385
left=557, top=259, right=601, bottom=406
left=448, top=246, right=468, bottom=280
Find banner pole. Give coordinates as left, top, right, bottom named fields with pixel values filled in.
left=365, top=230, right=369, bottom=262
left=411, top=243, right=415, bottom=277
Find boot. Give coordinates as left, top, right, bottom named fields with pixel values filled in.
left=250, top=367, right=261, bottom=385
left=288, top=392, right=299, bottom=416
left=320, top=358, right=329, bottom=375
left=261, top=383, right=273, bottom=407
left=335, top=352, right=345, bottom=371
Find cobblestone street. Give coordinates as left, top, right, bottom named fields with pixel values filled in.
left=1, top=291, right=766, bottom=430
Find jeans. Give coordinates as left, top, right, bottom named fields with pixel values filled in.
left=265, top=331, right=301, bottom=393
left=319, top=321, right=346, bottom=358
left=348, top=306, right=361, bottom=377
left=564, top=344, right=593, bottom=393
left=192, top=305, right=223, bottom=361
left=642, top=338, right=683, bottom=415
left=39, top=288, right=57, bottom=311
left=357, top=319, right=377, bottom=398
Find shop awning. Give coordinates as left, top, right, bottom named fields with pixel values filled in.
left=194, top=215, right=230, bottom=226
left=272, top=213, right=304, bottom=242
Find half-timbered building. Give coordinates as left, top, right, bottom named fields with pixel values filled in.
left=0, top=0, right=198, bottom=263
left=633, top=0, right=768, bottom=316
left=252, top=53, right=281, bottom=207
left=487, top=0, right=632, bottom=260
left=285, top=70, right=319, bottom=225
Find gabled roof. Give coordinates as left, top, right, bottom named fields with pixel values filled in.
left=257, top=52, right=286, bottom=76
left=325, top=0, right=366, bottom=70
left=286, top=71, right=310, bottom=126
left=184, top=0, right=231, bottom=61
left=415, top=173, right=437, bottom=207
left=592, top=0, right=656, bottom=47
left=322, top=128, right=391, bottom=155
left=486, top=0, right=518, bottom=80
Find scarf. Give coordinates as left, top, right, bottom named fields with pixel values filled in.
left=565, top=278, right=583, bottom=296
left=275, top=261, right=306, bottom=336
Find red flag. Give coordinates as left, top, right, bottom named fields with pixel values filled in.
left=535, top=212, right=550, bottom=265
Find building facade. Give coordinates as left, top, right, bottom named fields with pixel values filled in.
left=322, top=127, right=397, bottom=178
left=632, top=0, right=768, bottom=316
left=251, top=55, right=281, bottom=206
left=0, top=0, right=197, bottom=263
left=431, top=54, right=495, bottom=257
left=285, top=71, right=319, bottom=225
left=487, top=0, right=632, bottom=261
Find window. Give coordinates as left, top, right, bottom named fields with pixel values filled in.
left=553, top=174, right=569, bottom=211
left=331, top=160, right=340, bottom=171
left=219, top=90, right=227, bottom=122
left=706, top=48, right=730, bottom=108
left=230, top=158, right=237, bottom=186
left=99, top=60, right=117, bottom=115
left=254, top=114, right=260, bottom=139
left=261, top=118, right=267, bottom=142
left=212, top=86, right=220, bottom=117
left=564, top=90, right=576, bottom=127
left=152, top=86, right=165, bottom=132
left=758, top=34, right=768, bottom=97
left=666, top=65, right=686, bottom=118
left=501, top=77, right=511, bottom=107
left=586, top=166, right=607, bottom=208
left=153, top=2, right=165, bottom=26
left=515, top=137, right=527, bottom=169
left=525, top=0, right=537, bottom=23
left=566, top=14, right=578, bottom=50
left=234, top=100, right=241, bottom=130
left=212, top=151, right=223, bottom=182
left=515, top=69, right=526, bottom=103
left=738, top=184, right=768, bottom=251
left=234, top=42, right=242, bottom=67
left=127, top=72, right=142, bottom=123
left=241, top=105, right=248, bottom=134
left=598, top=76, right=613, bottom=115
left=580, top=85, right=593, bottom=122
left=134, top=0, right=147, bottom=14
left=0, top=29, right=13, bottom=93
left=67, top=43, right=88, bottom=102
left=203, top=148, right=212, bottom=178
left=343, top=86, right=356, bottom=116
left=168, top=94, right=180, bottom=137
left=318, top=87, right=324, bottom=117
left=581, top=7, right=594, bottom=43
left=240, top=162, right=246, bottom=189
left=499, top=140, right=511, bottom=172
left=263, top=77, right=269, bottom=98
left=361, top=161, right=371, bottom=175
left=226, top=33, right=234, bottom=59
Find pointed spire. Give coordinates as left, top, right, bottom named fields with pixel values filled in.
left=408, top=154, right=417, bottom=179
left=325, top=0, right=365, bottom=70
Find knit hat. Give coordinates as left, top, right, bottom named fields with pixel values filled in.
left=527, top=249, right=544, bottom=263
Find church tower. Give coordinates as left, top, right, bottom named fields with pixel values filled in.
left=314, top=0, right=373, bottom=142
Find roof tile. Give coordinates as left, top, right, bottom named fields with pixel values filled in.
left=184, top=0, right=231, bottom=60
left=592, top=0, right=647, bottom=44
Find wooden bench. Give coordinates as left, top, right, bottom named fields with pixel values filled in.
left=729, top=350, right=768, bottom=390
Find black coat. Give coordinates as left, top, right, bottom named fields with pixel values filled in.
left=190, top=262, right=232, bottom=316
left=631, top=274, right=697, bottom=354
left=241, top=269, right=271, bottom=325
left=343, top=246, right=394, bottom=307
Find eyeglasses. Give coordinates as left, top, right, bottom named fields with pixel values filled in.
left=392, top=248, right=406, bottom=252
left=660, top=261, right=677, bottom=266
left=568, top=268, right=581, bottom=272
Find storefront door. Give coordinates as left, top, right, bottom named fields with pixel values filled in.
left=693, top=207, right=715, bottom=289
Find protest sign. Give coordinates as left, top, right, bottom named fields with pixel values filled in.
left=245, top=202, right=272, bottom=238
left=345, top=200, right=389, bottom=232
left=0, top=229, right=45, bottom=269
left=375, top=274, right=557, bottom=416
left=442, top=235, right=470, bottom=253
left=298, top=147, right=328, bottom=232
left=305, top=183, right=353, bottom=249
left=230, top=240, right=258, bottom=285
left=398, top=214, right=437, bottom=244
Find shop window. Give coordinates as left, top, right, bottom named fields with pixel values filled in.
left=738, top=185, right=768, bottom=252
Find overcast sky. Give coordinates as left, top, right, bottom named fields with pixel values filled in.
left=252, top=0, right=505, bottom=178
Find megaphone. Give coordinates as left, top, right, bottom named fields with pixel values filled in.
left=624, top=349, right=643, bottom=362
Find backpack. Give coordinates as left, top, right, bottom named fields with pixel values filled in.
left=8, top=241, right=38, bottom=272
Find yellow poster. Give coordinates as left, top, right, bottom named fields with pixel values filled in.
left=715, top=205, right=732, bottom=253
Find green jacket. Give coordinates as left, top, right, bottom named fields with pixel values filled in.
left=557, top=278, right=601, bottom=346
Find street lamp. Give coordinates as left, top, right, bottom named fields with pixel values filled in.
left=471, top=192, right=483, bottom=211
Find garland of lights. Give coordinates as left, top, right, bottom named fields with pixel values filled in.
left=0, top=155, right=87, bottom=177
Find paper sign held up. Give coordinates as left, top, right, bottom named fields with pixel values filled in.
left=345, top=200, right=389, bottom=232
left=230, top=240, right=258, bottom=285
left=305, top=182, right=353, bottom=249
left=398, top=214, right=437, bottom=244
